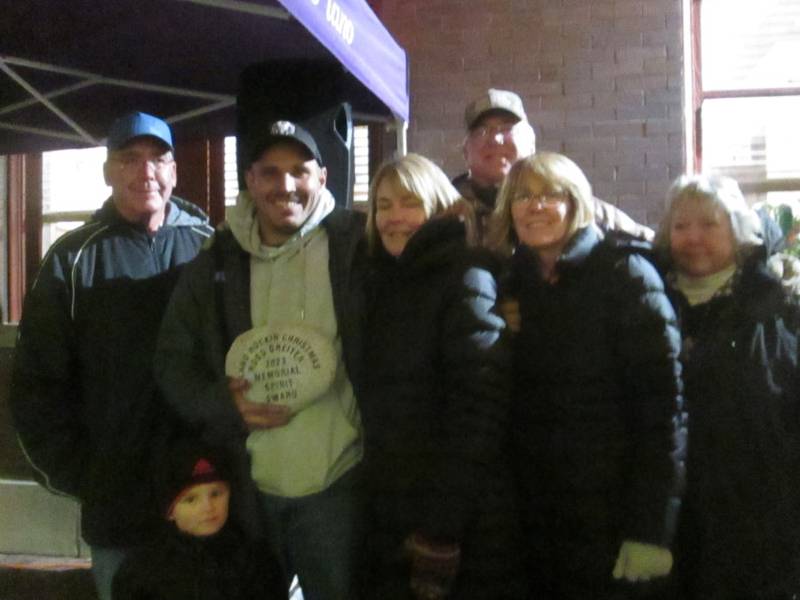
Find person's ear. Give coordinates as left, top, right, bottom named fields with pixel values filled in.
left=244, top=167, right=255, bottom=192
left=168, top=157, right=177, bottom=188
left=521, top=123, right=536, bottom=157
left=318, top=165, right=328, bottom=188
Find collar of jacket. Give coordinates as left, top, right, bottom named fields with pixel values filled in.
left=668, top=248, right=786, bottom=323
left=159, top=520, right=243, bottom=556
left=376, top=215, right=467, bottom=274
left=510, top=225, right=602, bottom=291
left=452, top=172, right=497, bottom=211
left=726, top=251, right=787, bottom=317
left=514, top=223, right=600, bottom=268
left=557, top=224, right=602, bottom=268
left=89, top=196, right=209, bottom=229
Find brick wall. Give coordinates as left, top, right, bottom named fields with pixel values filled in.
left=375, top=0, right=687, bottom=226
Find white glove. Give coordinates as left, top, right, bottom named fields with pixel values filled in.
left=612, top=540, right=673, bottom=583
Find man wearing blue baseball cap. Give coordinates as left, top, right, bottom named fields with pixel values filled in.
left=104, top=111, right=178, bottom=233
left=10, top=111, right=214, bottom=600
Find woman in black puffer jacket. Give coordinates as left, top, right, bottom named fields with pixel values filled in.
left=360, top=153, right=527, bottom=600
left=656, top=174, right=800, bottom=600
left=490, top=152, right=685, bottom=599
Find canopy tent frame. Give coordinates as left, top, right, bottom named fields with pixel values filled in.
left=0, top=55, right=236, bottom=147
left=0, top=0, right=408, bottom=155
left=176, top=0, right=290, bottom=21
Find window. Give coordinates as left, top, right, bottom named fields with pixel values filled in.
left=696, top=0, right=800, bottom=208
left=224, top=136, right=239, bottom=207
left=41, top=147, right=108, bottom=256
left=352, top=125, right=370, bottom=205
left=0, top=157, right=7, bottom=322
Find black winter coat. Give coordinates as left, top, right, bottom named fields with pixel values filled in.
left=668, top=253, right=800, bottom=600
left=10, top=197, right=213, bottom=546
left=112, top=523, right=287, bottom=600
left=361, top=217, right=527, bottom=600
left=509, top=227, right=685, bottom=598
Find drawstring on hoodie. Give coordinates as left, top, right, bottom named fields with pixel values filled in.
left=226, top=187, right=335, bottom=329
left=299, top=236, right=307, bottom=322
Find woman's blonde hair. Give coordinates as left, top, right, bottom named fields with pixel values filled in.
left=488, top=151, right=594, bottom=256
left=366, top=153, right=463, bottom=254
left=655, top=173, right=763, bottom=265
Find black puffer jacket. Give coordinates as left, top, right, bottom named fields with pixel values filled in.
left=667, top=252, right=800, bottom=600
left=509, top=226, right=685, bottom=597
left=361, top=217, right=527, bottom=600
left=112, top=523, right=287, bottom=600
left=10, top=197, right=213, bottom=546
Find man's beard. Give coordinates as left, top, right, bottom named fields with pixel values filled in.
left=270, top=190, right=320, bottom=233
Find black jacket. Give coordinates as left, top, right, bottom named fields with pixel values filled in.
left=112, top=523, right=287, bottom=600
left=451, top=173, right=497, bottom=244
left=668, top=253, right=800, bottom=600
left=362, top=217, right=527, bottom=599
left=153, top=207, right=367, bottom=533
left=509, top=227, right=685, bottom=595
left=10, top=197, right=213, bottom=546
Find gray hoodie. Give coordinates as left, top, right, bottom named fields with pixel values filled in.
left=225, top=189, right=362, bottom=497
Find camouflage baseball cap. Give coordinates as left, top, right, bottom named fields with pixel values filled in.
left=464, top=88, right=528, bottom=130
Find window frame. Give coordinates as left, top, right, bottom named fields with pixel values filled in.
left=692, top=0, right=800, bottom=196
left=4, top=154, right=41, bottom=323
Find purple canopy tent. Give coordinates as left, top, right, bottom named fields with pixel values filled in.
left=0, top=0, right=409, bottom=155
left=275, top=0, right=407, bottom=122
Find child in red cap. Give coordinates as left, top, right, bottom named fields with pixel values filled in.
left=112, top=438, right=287, bottom=600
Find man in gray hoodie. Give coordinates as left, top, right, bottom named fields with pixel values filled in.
left=155, top=121, right=366, bottom=600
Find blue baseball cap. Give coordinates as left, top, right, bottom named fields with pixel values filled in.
left=107, top=112, right=173, bottom=151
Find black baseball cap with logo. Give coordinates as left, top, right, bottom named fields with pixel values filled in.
left=249, top=120, right=323, bottom=166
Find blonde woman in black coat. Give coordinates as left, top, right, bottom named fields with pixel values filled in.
left=657, top=174, right=800, bottom=600
left=490, top=151, right=685, bottom=599
left=360, top=153, right=526, bottom=600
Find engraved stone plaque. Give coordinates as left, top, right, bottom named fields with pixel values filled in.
left=225, top=323, right=337, bottom=414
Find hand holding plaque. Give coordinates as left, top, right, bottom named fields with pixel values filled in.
left=225, top=323, right=337, bottom=418
left=228, top=377, right=293, bottom=430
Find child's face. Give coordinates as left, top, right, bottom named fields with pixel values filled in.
left=169, top=481, right=230, bottom=537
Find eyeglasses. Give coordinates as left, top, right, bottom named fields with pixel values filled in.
left=111, top=155, right=174, bottom=172
left=469, top=124, right=516, bottom=141
left=512, top=192, right=569, bottom=207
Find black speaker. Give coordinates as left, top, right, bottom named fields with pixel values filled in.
left=236, top=60, right=354, bottom=207
left=303, top=103, right=353, bottom=208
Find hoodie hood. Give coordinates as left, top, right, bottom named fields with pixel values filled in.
left=165, top=196, right=211, bottom=226
left=227, top=187, right=335, bottom=259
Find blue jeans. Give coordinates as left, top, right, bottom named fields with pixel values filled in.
left=90, top=545, right=130, bottom=600
left=259, top=467, right=364, bottom=600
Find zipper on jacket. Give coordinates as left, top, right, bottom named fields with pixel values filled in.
left=148, top=230, right=163, bottom=273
